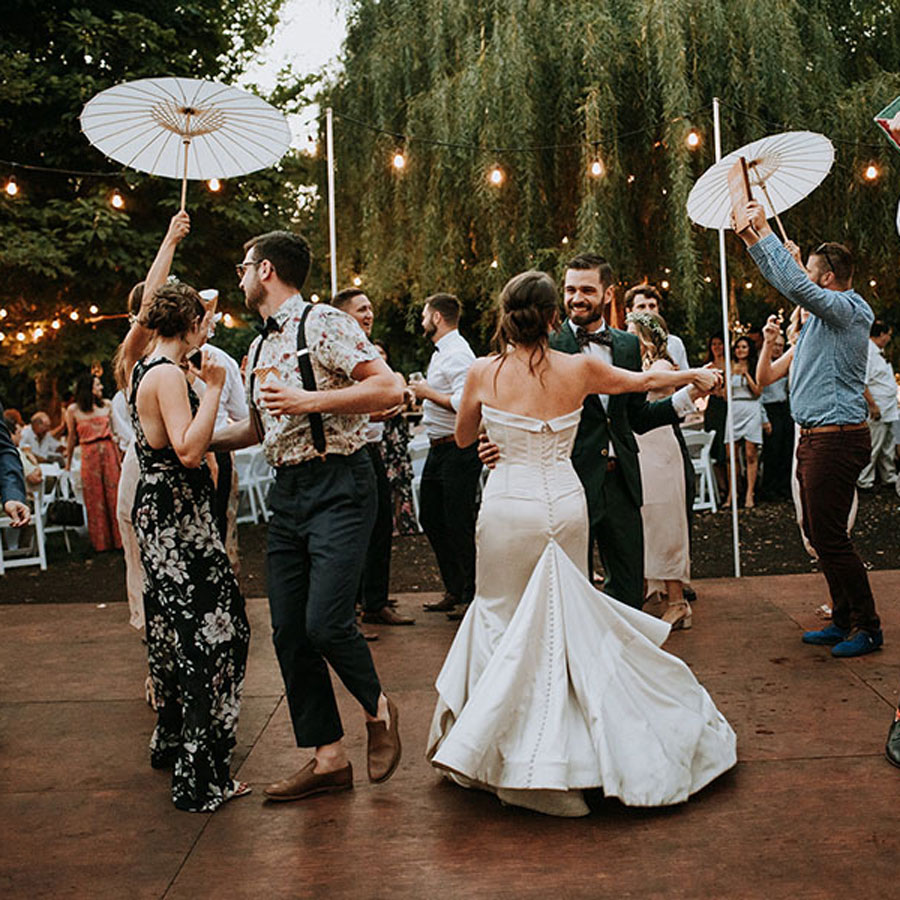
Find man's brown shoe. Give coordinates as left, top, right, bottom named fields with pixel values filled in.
left=366, top=697, right=401, bottom=783
left=362, top=606, right=415, bottom=625
left=263, top=760, right=353, bottom=802
left=423, top=593, right=458, bottom=612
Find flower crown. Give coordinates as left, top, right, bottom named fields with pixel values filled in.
left=625, top=311, right=668, bottom=346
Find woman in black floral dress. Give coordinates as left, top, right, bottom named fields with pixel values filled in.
left=128, top=283, right=250, bottom=812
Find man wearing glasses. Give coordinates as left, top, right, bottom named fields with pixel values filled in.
left=214, top=232, right=404, bottom=802
left=737, top=201, right=882, bottom=660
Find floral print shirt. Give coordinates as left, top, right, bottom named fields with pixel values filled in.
left=246, top=294, right=380, bottom=466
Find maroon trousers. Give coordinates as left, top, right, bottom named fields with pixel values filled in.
left=796, top=429, right=880, bottom=634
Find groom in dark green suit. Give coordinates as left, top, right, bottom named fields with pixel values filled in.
left=548, top=254, right=705, bottom=609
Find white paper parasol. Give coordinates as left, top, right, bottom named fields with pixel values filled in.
left=80, top=77, right=291, bottom=209
left=687, top=131, right=834, bottom=237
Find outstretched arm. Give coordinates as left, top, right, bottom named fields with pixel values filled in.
left=580, top=356, right=719, bottom=399
left=756, top=315, right=793, bottom=387
left=121, top=212, right=191, bottom=376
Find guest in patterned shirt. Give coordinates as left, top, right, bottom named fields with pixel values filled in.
left=213, top=231, right=404, bottom=803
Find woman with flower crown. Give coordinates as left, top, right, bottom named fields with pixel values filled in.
left=626, top=310, right=693, bottom=630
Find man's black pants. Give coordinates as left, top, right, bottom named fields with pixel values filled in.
left=419, top=441, right=482, bottom=603
left=360, top=442, right=393, bottom=613
left=266, top=450, right=381, bottom=747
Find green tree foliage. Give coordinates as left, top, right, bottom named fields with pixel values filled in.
left=0, top=1, right=317, bottom=411
left=319, top=0, right=900, bottom=368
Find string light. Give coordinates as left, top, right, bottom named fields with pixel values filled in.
left=16, top=331, right=26, bottom=342
left=352, top=276, right=362, bottom=287
left=744, top=281, right=753, bottom=289
left=660, top=280, right=670, bottom=289
left=69, top=311, right=79, bottom=321
left=0, top=332, right=4, bottom=342
left=0, top=308, right=6, bottom=318
left=704, top=276, right=712, bottom=283
left=561, top=236, right=569, bottom=245
left=5, top=176, right=19, bottom=197
left=89, top=305, right=99, bottom=314
left=207, top=178, right=222, bottom=192
left=686, top=130, right=701, bottom=149
left=32, top=327, right=43, bottom=340
left=864, top=164, right=879, bottom=181
left=222, top=313, right=234, bottom=326
left=110, top=189, right=125, bottom=209
left=589, top=158, right=605, bottom=178
left=51, top=319, right=61, bottom=330
left=869, top=278, right=877, bottom=287
left=489, top=165, right=505, bottom=186
left=626, top=174, right=636, bottom=184
left=391, top=152, right=406, bottom=170
left=310, top=294, right=320, bottom=304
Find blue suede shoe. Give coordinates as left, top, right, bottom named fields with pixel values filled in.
left=832, top=630, right=883, bottom=658
left=802, top=624, right=849, bottom=645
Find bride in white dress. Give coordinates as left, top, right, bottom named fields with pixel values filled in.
left=427, top=271, right=737, bottom=817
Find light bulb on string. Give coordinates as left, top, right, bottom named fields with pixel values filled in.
left=863, top=164, right=879, bottom=181
left=110, top=189, right=125, bottom=209
left=561, top=236, right=569, bottom=245
left=5, top=176, right=19, bottom=197
left=207, top=178, right=222, bottom=192
left=222, top=313, right=234, bottom=327
left=89, top=305, right=99, bottom=315
left=660, top=280, right=670, bottom=290
left=33, top=327, right=43, bottom=340
left=489, top=166, right=505, bottom=186
left=310, top=294, right=320, bottom=304
left=0, top=308, right=7, bottom=319
left=0, top=332, right=5, bottom=342
left=51, top=319, right=61, bottom=330
left=70, top=311, right=79, bottom=321
left=686, top=130, right=701, bottom=149
left=745, top=281, right=753, bottom=289
left=16, top=331, right=26, bottom=342
left=352, top=276, right=362, bottom=287
left=869, top=278, right=877, bottom=287
left=589, top=158, right=605, bottom=178
left=391, top=151, right=406, bottom=171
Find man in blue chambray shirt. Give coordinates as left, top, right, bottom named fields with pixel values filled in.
left=737, top=200, right=882, bottom=660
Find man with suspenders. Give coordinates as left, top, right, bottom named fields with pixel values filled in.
left=213, top=231, right=404, bottom=802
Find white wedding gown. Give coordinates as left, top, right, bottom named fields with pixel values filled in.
left=427, top=405, right=737, bottom=817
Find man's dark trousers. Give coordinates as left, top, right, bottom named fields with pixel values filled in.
left=212, top=450, right=232, bottom=545
left=761, top=401, right=793, bottom=499
left=266, top=449, right=382, bottom=747
left=796, top=429, right=880, bottom=634
left=360, top=441, right=393, bottom=613
left=419, top=441, right=482, bottom=603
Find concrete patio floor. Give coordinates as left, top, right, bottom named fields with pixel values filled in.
left=2, top=571, right=899, bottom=899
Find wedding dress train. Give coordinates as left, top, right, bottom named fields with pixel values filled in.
left=427, top=405, right=736, bottom=816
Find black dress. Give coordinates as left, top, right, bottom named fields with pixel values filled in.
left=129, top=358, right=250, bottom=812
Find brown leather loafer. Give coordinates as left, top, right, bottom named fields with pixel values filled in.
left=366, top=697, right=401, bottom=783
left=362, top=607, right=415, bottom=626
left=264, top=759, right=353, bottom=802
left=423, top=593, right=458, bottom=612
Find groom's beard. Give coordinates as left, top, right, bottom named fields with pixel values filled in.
left=566, top=304, right=605, bottom=329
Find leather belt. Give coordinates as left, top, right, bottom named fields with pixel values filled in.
left=429, top=435, right=456, bottom=447
left=799, top=422, right=867, bottom=436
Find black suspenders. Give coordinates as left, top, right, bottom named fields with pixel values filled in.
left=248, top=304, right=327, bottom=455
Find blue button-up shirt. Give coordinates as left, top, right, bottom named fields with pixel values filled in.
left=748, top=234, right=873, bottom=427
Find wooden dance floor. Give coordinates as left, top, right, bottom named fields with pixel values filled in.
left=2, top=570, right=899, bottom=899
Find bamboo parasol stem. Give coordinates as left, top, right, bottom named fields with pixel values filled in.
left=755, top=178, right=788, bottom=242
left=180, top=112, right=191, bottom=211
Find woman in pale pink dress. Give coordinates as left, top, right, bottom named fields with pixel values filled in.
left=65, top=373, right=122, bottom=551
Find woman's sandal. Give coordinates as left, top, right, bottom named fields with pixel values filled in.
left=223, top=780, right=252, bottom=802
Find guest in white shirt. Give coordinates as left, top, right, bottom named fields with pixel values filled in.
left=20, top=411, right=64, bottom=463
left=408, top=293, right=480, bottom=618
left=859, top=321, right=897, bottom=489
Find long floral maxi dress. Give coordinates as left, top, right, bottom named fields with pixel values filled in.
left=380, top=414, right=418, bottom=535
left=76, top=415, right=122, bottom=551
left=129, top=358, right=250, bottom=812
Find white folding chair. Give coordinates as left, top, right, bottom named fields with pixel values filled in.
left=41, top=467, right=81, bottom=554
left=233, top=448, right=260, bottom=524
left=0, top=479, right=48, bottom=572
left=408, top=434, right=429, bottom=533
left=682, top=428, right=719, bottom=513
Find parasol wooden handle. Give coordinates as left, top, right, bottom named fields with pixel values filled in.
left=180, top=112, right=191, bottom=211
left=755, top=179, right=789, bottom=243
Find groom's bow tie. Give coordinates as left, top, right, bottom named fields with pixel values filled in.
left=575, top=326, right=613, bottom=349
left=256, top=316, right=283, bottom=338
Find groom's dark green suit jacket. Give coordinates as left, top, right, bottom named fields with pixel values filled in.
left=550, top=321, right=679, bottom=521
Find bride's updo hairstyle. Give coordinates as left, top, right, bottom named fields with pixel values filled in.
left=492, top=270, right=560, bottom=376
left=145, top=282, right=205, bottom=338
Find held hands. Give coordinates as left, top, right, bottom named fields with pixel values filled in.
left=689, top=365, right=723, bottom=396
left=3, top=499, right=31, bottom=527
